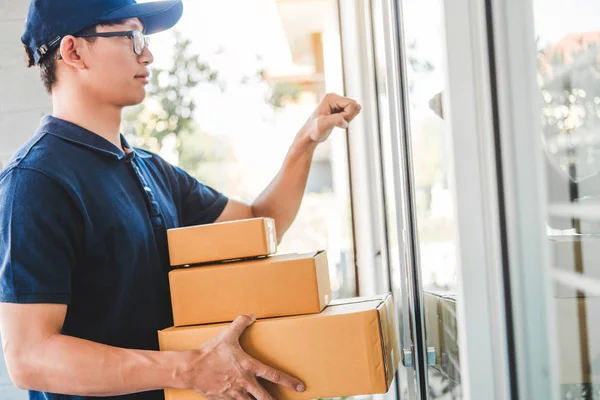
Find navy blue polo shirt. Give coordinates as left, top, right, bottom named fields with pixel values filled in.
left=0, top=115, right=229, bottom=400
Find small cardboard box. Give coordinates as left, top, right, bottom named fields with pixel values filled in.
left=167, top=218, right=277, bottom=266
left=158, top=294, right=400, bottom=400
left=169, top=251, right=332, bottom=326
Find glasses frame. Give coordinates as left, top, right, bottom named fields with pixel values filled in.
left=56, top=30, right=150, bottom=60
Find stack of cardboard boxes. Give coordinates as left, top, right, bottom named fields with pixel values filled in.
left=159, top=218, right=400, bottom=400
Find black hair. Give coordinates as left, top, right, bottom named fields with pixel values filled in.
left=24, top=19, right=129, bottom=94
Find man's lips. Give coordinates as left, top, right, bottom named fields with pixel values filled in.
left=135, top=74, right=149, bottom=83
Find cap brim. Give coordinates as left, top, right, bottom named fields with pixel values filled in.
left=97, top=0, right=183, bottom=35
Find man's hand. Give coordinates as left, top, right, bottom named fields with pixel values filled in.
left=215, top=93, right=362, bottom=241
left=300, top=93, right=362, bottom=144
left=180, top=314, right=305, bottom=400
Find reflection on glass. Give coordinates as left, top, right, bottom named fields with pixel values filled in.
left=534, top=0, right=600, bottom=398
left=399, top=0, right=461, bottom=397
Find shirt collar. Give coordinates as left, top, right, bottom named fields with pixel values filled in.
left=39, top=115, right=152, bottom=160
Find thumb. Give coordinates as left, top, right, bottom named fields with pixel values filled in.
left=322, top=114, right=349, bottom=131
left=220, top=314, right=256, bottom=342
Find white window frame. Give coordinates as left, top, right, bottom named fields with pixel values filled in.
left=486, top=0, right=560, bottom=397
left=442, top=0, right=520, bottom=397
left=337, top=0, right=425, bottom=397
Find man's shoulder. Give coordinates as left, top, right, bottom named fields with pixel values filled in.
left=0, top=132, right=75, bottom=186
left=133, top=147, right=156, bottom=159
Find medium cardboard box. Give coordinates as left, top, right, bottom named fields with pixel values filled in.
left=167, top=218, right=277, bottom=266
left=158, top=294, right=400, bottom=400
left=169, top=251, right=332, bottom=326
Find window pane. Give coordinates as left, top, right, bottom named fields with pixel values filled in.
left=399, top=0, right=461, bottom=397
left=533, top=0, right=600, bottom=396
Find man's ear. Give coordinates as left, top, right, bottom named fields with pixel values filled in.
left=58, top=35, right=87, bottom=69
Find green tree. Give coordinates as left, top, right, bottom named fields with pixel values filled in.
left=122, top=31, right=226, bottom=181
left=122, top=31, right=289, bottom=188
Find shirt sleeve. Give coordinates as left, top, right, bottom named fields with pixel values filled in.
left=168, top=164, right=229, bottom=227
left=0, top=167, right=82, bottom=304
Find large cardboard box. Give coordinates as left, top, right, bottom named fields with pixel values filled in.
left=158, top=294, right=400, bottom=400
left=169, top=251, right=332, bottom=326
left=167, top=218, right=277, bottom=266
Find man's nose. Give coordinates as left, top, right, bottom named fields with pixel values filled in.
left=139, top=46, right=154, bottom=66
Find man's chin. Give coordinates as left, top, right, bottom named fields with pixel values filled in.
left=122, top=93, right=146, bottom=107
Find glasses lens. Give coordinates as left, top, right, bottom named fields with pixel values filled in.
left=133, top=31, right=144, bottom=55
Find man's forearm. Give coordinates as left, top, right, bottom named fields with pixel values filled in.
left=11, top=333, right=186, bottom=396
left=251, top=133, right=317, bottom=241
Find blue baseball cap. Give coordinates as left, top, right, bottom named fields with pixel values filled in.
left=22, top=0, right=184, bottom=65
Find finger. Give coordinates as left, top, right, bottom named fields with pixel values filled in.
left=244, top=379, right=274, bottom=400
left=321, top=114, right=349, bottom=132
left=322, top=94, right=359, bottom=120
left=219, top=314, right=256, bottom=342
left=252, top=361, right=305, bottom=393
left=343, top=102, right=362, bottom=122
left=232, top=390, right=253, bottom=400
left=321, top=93, right=354, bottom=113
left=340, top=102, right=361, bottom=122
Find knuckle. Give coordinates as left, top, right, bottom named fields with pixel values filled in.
left=239, top=358, right=255, bottom=372
left=269, top=369, right=281, bottom=382
left=237, top=314, right=252, bottom=324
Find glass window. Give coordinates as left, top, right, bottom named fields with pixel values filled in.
left=370, top=0, right=411, bottom=396
left=125, top=0, right=355, bottom=300
left=398, top=0, right=461, bottom=397
left=533, top=0, right=600, bottom=397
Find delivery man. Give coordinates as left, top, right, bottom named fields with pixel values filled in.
left=0, top=1, right=361, bottom=399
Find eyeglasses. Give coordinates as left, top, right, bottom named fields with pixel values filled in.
left=56, top=30, right=150, bottom=60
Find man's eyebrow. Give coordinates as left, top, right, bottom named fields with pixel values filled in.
left=125, top=21, right=144, bottom=31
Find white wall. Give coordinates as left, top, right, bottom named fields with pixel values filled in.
left=0, top=0, right=51, bottom=397
left=0, top=0, right=51, bottom=168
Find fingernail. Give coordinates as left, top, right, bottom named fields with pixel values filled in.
left=296, top=384, right=305, bottom=392
left=246, top=314, right=256, bottom=323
